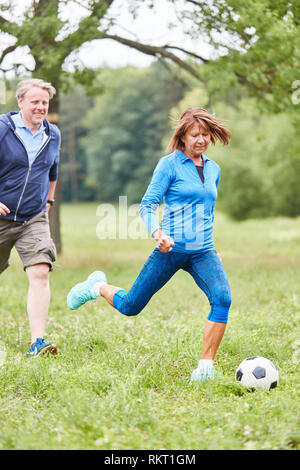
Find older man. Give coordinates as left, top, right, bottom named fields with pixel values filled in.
left=0, top=78, right=61, bottom=357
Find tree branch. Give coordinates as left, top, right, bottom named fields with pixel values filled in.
left=185, top=0, right=202, bottom=6
left=0, top=14, right=20, bottom=35
left=163, top=44, right=209, bottom=63
left=0, top=43, right=19, bottom=65
left=58, top=0, right=114, bottom=59
left=157, top=56, right=189, bottom=88
left=0, top=15, right=9, bottom=25
left=101, top=33, right=202, bottom=78
left=1, top=1, right=205, bottom=81
left=0, top=8, right=20, bottom=29
left=101, top=0, right=114, bottom=6
left=34, top=0, right=55, bottom=17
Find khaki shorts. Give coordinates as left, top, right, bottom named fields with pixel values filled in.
left=0, top=211, right=56, bottom=274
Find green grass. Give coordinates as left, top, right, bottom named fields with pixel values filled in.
left=0, top=203, right=299, bottom=450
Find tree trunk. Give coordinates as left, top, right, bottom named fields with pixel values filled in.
left=48, top=89, right=62, bottom=254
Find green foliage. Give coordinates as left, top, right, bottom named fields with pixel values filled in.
left=184, top=0, right=300, bottom=113
left=0, top=1, right=114, bottom=91
left=1, top=0, right=299, bottom=111
left=168, top=92, right=300, bottom=220
left=0, top=203, right=299, bottom=449
left=80, top=63, right=185, bottom=203
left=2, top=61, right=299, bottom=219
left=59, top=85, right=95, bottom=202
left=1, top=1, right=299, bottom=220
left=213, top=101, right=300, bottom=219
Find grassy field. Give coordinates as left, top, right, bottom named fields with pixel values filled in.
left=0, top=203, right=299, bottom=450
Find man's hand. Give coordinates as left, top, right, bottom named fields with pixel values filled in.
left=0, top=202, right=10, bottom=216
left=153, top=229, right=175, bottom=253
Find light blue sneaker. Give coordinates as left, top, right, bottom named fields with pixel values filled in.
left=27, top=338, right=58, bottom=358
left=67, top=271, right=107, bottom=310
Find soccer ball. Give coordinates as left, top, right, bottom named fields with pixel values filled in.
left=235, top=356, right=279, bottom=390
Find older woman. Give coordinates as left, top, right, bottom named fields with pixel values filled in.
left=67, top=107, right=232, bottom=383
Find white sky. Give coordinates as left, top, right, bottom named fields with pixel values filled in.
left=0, top=0, right=213, bottom=72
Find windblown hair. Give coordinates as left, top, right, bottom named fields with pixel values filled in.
left=16, top=78, right=56, bottom=100
left=167, top=107, right=231, bottom=152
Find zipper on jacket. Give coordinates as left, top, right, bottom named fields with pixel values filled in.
left=12, top=130, right=51, bottom=221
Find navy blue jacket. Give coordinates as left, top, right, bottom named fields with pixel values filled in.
left=0, top=111, right=61, bottom=222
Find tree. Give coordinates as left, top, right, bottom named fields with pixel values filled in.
left=0, top=0, right=206, bottom=253
left=80, top=63, right=185, bottom=204
left=177, top=0, right=300, bottom=218
left=1, top=0, right=299, bottom=247
left=180, top=0, right=300, bottom=112
left=59, top=85, right=94, bottom=202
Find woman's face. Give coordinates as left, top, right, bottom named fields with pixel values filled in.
left=181, top=123, right=211, bottom=159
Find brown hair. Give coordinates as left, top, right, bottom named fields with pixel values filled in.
left=167, top=107, right=231, bottom=152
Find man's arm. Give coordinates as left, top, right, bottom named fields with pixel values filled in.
left=46, top=180, right=57, bottom=212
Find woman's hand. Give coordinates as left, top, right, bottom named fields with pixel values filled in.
left=153, top=229, right=175, bottom=253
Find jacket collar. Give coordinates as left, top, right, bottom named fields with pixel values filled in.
left=176, top=149, right=210, bottom=164
left=11, top=111, right=45, bottom=134
left=6, top=111, right=50, bottom=135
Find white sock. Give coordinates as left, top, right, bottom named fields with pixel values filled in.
left=92, top=281, right=106, bottom=297
left=197, top=359, right=214, bottom=374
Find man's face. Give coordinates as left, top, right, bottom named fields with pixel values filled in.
left=18, top=86, right=49, bottom=130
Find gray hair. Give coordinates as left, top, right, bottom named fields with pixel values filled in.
left=16, top=78, right=56, bottom=100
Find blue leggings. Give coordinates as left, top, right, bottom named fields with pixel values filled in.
left=113, top=249, right=231, bottom=323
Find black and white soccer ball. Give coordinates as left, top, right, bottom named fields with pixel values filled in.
left=235, top=356, right=279, bottom=390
